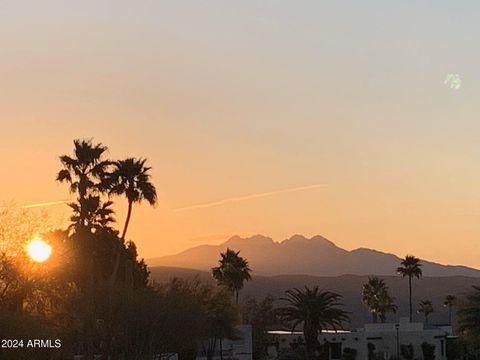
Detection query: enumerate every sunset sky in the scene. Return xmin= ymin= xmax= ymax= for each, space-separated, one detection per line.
xmin=2 ymin=1 xmax=480 ymax=267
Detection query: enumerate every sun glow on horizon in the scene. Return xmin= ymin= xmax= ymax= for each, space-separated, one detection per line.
xmin=27 ymin=238 xmax=52 ymax=263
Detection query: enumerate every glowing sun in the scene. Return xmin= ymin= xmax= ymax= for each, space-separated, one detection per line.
xmin=27 ymin=238 xmax=52 ymax=263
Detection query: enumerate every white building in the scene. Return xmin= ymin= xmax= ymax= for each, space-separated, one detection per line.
xmin=197 ymin=325 xmax=253 ymax=360
xmin=268 ymin=318 xmax=452 ymax=360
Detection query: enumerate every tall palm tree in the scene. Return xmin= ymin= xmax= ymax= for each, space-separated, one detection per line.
xmin=418 ymin=300 xmax=434 ymax=324
xmin=105 ymin=158 xmax=157 ymax=288
xmin=56 ymin=139 xmax=111 ymax=359
xmin=457 ymin=286 xmax=480 ymax=340
xmin=57 ymin=139 xmax=110 ymax=197
xmin=444 ymin=294 xmax=457 ymax=325
xmin=212 ymin=249 xmax=252 ymax=304
xmin=106 ymin=158 xmax=157 ymax=240
xmin=278 ymin=287 xmax=349 ymax=360
xmin=397 ymin=255 xmax=423 ymax=322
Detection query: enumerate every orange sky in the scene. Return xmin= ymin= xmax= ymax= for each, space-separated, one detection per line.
xmin=1 ymin=2 xmax=480 ymax=267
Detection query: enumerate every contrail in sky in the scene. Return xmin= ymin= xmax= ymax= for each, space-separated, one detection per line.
xmin=173 ymin=183 xmax=329 ymax=212
xmin=22 ymin=200 xmax=70 ymax=209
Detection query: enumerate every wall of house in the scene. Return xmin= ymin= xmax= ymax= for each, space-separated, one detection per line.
xmin=268 ymin=322 xmax=450 ymax=360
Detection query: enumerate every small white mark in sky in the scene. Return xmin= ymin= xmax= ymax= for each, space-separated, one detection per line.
xmin=444 ymin=73 xmax=461 ymax=90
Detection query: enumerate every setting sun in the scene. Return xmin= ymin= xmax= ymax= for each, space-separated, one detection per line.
xmin=27 ymin=238 xmax=52 ymax=263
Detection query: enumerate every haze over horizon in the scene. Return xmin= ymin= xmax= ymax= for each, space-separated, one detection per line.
xmin=2 ymin=1 xmax=480 ymax=267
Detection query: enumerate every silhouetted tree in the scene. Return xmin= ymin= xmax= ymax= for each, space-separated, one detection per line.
xmin=278 ymin=286 xmax=349 ymax=360
xmin=56 ymin=139 xmax=111 ymax=233
xmin=106 ymin=158 xmax=157 ymax=240
xmin=362 ymin=277 xmax=397 ymax=323
xmin=212 ymin=248 xmax=252 ymax=303
xmin=458 ymin=286 xmax=480 ymax=341
xmin=104 ymin=158 xmax=157 ymax=292
xmin=444 ymin=294 xmax=456 ymax=325
xmin=362 ymin=277 xmax=383 ymax=323
xmin=68 ymin=197 xmax=115 ymax=234
xmin=397 ymin=255 xmax=422 ymax=322
xmin=376 ymin=289 xmax=397 ymax=323
xmin=205 ymin=289 xmax=240 ymax=360
xmin=418 ymin=300 xmax=434 ymax=324
xmin=243 ymin=295 xmax=278 ymax=359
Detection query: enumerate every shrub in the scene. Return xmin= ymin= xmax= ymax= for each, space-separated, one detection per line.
xmin=421 ymin=342 xmax=435 ymax=360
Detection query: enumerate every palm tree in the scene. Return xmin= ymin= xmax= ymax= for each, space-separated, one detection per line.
xmin=444 ymin=294 xmax=457 ymax=325
xmin=362 ymin=277 xmax=397 ymax=323
xmin=105 ymin=158 xmax=157 ymax=288
xmin=376 ymin=290 xmax=398 ymax=323
xmin=457 ymin=286 xmax=480 ymax=340
xmin=68 ymin=196 xmax=115 ymax=233
xmin=56 ymin=139 xmax=111 ymax=359
xmin=57 ymin=139 xmax=111 ymax=232
xmin=212 ymin=249 xmax=252 ymax=304
xmin=278 ymin=287 xmax=349 ymax=360
xmin=418 ymin=300 xmax=434 ymax=324
xmin=57 ymin=139 xmax=110 ymax=197
xmin=105 ymin=158 xmax=157 ymax=240
xmin=397 ymin=255 xmax=423 ymax=322
xmin=362 ymin=277 xmax=386 ymax=323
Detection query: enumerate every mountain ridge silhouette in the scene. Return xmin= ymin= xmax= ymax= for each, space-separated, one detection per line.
xmin=148 ymin=234 xmax=480 ymax=277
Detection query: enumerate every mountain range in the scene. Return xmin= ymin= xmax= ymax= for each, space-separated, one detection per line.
xmin=148 ymin=234 xmax=480 ymax=277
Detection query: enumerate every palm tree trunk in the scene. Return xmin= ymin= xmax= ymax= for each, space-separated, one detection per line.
xmin=448 ymin=305 xmax=452 ymax=325
xmin=109 ymin=201 xmax=133 ymax=289
xmin=106 ymin=201 xmax=133 ymax=358
xmin=409 ymin=276 xmax=413 ymax=322
xmin=304 ymin=325 xmax=317 ymax=360
xmin=121 ymin=201 xmax=133 ymax=241
xmin=236 ymin=291 xmax=239 ymax=304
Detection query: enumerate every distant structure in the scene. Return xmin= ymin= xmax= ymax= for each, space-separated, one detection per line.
xmin=196 ymin=325 xmax=253 ymax=360
xmin=268 ymin=318 xmax=453 ymax=360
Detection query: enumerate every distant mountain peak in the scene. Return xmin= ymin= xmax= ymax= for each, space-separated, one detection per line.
xmin=148 ymin=234 xmax=480 ymax=277
xmin=281 ymin=234 xmax=339 ymax=249
xmin=223 ymin=234 xmax=275 ymax=247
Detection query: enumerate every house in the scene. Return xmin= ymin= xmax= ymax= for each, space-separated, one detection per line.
xmin=268 ymin=318 xmax=452 ymax=360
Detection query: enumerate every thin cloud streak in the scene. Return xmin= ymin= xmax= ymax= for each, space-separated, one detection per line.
xmin=22 ymin=200 xmax=70 ymax=209
xmin=173 ymin=183 xmax=329 ymax=212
